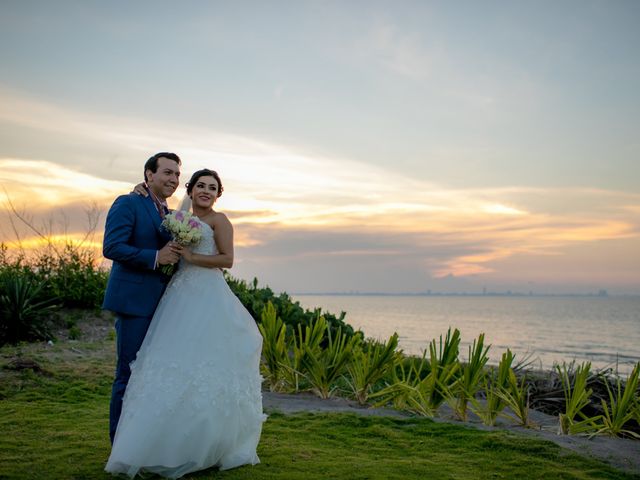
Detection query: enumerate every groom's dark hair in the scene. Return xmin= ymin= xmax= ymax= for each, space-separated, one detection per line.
xmin=144 ymin=152 xmax=182 ymax=182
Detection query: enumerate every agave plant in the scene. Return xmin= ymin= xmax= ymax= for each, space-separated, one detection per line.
xmin=496 ymin=368 xmax=532 ymax=427
xmin=369 ymin=358 xmax=438 ymax=416
xmin=419 ymin=327 xmax=461 ymax=411
xmin=345 ymin=333 xmax=401 ymax=405
xmin=300 ymin=326 xmax=359 ymax=399
xmin=556 ymin=361 xmax=601 ymax=435
xmin=369 ymin=353 xmax=433 ymax=414
xmin=257 ymin=302 xmax=290 ymax=391
xmin=280 ymin=314 xmax=328 ymax=392
xmin=370 ymin=329 xmax=460 ymax=416
xmin=0 ymin=275 xmax=58 ymax=345
xmin=446 ymin=333 xmax=490 ymax=421
xmin=471 ymin=349 xmax=515 ymax=426
xmin=594 ymin=362 xmax=640 ymax=438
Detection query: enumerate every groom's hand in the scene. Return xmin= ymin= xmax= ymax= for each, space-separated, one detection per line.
xmin=157 ymin=242 xmax=180 ymax=266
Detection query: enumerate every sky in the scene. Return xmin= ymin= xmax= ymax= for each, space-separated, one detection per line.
xmin=1 ymin=1 xmax=639 ymax=295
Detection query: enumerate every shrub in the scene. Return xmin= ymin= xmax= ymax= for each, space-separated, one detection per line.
xmin=446 ymin=333 xmax=490 ymax=421
xmin=225 ymin=274 xmax=358 ymax=341
xmin=258 ymin=302 xmax=289 ymax=392
xmin=471 ymin=349 xmax=514 ymax=426
xmin=300 ymin=326 xmax=360 ymax=399
xmin=557 ymin=362 xmax=600 ymax=435
xmin=496 ymin=368 xmax=532 ymax=427
xmin=346 ymin=334 xmax=401 ymax=405
xmin=32 ymin=244 xmax=108 ymax=310
xmin=595 ymin=362 xmax=640 ymax=438
xmin=0 ymin=274 xmax=58 ymax=345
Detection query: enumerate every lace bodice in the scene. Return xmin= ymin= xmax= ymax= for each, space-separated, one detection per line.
xmin=169 ymin=219 xmax=220 ymax=287
xmin=191 ymin=220 xmax=217 ymax=256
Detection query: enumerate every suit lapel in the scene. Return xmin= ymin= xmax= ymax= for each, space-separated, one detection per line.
xmin=138 ymin=195 xmax=164 ymax=234
xmin=138 ymin=194 xmax=172 ymax=242
xmin=139 ymin=195 xmax=160 ymax=226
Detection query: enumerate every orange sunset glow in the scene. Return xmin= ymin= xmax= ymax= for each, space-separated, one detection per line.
xmin=1 ymin=3 xmax=638 ymax=295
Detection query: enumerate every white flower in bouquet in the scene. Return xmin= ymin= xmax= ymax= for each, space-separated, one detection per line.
xmin=160 ymin=210 xmax=203 ymax=274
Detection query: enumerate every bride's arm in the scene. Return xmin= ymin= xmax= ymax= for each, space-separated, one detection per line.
xmin=180 ymin=214 xmax=234 ymax=268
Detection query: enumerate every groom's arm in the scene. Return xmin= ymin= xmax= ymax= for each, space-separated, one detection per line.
xmin=103 ymin=195 xmax=157 ymax=270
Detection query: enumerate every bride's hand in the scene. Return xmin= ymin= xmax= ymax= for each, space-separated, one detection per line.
xmin=178 ymin=245 xmax=193 ymax=263
xmin=131 ymin=182 xmax=148 ymax=196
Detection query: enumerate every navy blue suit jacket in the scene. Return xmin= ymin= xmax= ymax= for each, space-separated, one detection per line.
xmin=102 ymin=193 xmax=172 ymax=318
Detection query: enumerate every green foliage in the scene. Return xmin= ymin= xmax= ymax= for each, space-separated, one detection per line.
xmin=497 ymin=369 xmax=532 ymax=427
xmin=257 ymin=303 xmax=335 ymax=394
xmin=300 ymin=326 xmax=360 ymax=398
xmin=419 ymin=327 xmax=461 ymax=411
xmin=258 ymin=302 xmax=289 ymax=392
xmin=67 ymin=325 xmax=82 ymax=340
xmin=595 ymin=362 xmax=640 ymax=438
xmin=471 ymin=349 xmax=514 ymax=426
xmin=225 ymin=274 xmax=358 ymax=341
xmin=370 ymin=328 xmax=461 ymax=416
xmin=282 ymin=313 xmax=327 ymax=393
xmin=345 ymin=333 xmax=401 ymax=405
xmin=0 ymin=274 xmax=58 ymax=345
xmin=369 ymin=353 xmax=432 ymax=414
xmin=557 ymin=361 xmax=601 ymax=435
xmin=32 ymin=244 xmax=108 ymax=310
xmin=446 ymin=333 xmax=490 ymax=421
xmin=0 ymin=242 xmax=108 ymax=346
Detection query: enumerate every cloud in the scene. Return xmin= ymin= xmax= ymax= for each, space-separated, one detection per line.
xmin=365 ymin=22 xmax=436 ymax=79
xmin=1 ymin=89 xmax=639 ymax=293
xmin=0 ymin=158 xmax=130 ymax=208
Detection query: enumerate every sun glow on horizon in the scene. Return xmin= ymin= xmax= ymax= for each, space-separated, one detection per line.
xmin=0 ymin=91 xmax=639 ymax=291
xmin=0 ymin=158 xmax=131 ymax=208
xmin=2 ymin=234 xmax=103 ymax=251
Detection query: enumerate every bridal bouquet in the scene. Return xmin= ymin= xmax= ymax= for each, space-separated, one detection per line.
xmin=160 ymin=210 xmax=203 ymax=275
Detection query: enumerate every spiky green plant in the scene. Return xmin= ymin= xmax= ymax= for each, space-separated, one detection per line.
xmin=345 ymin=333 xmax=401 ymax=405
xmin=496 ymin=368 xmax=532 ymax=427
xmin=257 ymin=301 xmax=289 ymax=391
xmin=369 ymin=353 xmax=431 ymax=413
xmin=471 ymin=349 xmax=514 ymax=426
xmin=556 ymin=361 xmax=601 ymax=435
xmin=370 ymin=329 xmax=460 ymax=416
xmin=280 ymin=314 xmax=328 ymax=392
xmin=594 ymin=362 xmax=640 ymax=438
xmin=0 ymin=275 xmax=58 ymax=345
xmin=446 ymin=333 xmax=490 ymax=421
xmin=300 ymin=326 xmax=359 ymax=398
xmin=419 ymin=328 xmax=461 ymax=411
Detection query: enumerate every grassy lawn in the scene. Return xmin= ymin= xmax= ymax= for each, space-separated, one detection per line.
xmin=1 ymin=339 xmax=638 ymax=480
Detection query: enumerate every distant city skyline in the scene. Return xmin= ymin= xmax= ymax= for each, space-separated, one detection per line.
xmin=293 ymin=287 xmax=616 ymax=297
xmin=1 ymin=1 xmax=639 ymax=295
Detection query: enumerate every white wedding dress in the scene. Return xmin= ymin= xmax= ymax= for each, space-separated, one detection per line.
xmin=106 ymin=220 xmax=266 ymax=479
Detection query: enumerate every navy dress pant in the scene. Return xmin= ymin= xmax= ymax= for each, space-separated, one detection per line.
xmin=109 ymin=314 xmax=153 ymax=444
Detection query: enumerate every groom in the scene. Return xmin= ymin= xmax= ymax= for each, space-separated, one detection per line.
xmin=102 ymin=152 xmax=182 ymax=443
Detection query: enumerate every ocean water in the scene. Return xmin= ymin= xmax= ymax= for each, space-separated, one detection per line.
xmin=294 ymin=295 xmax=640 ymax=375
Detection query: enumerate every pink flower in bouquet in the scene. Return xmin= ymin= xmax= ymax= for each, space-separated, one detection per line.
xmin=160 ymin=210 xmax=203 ymax=275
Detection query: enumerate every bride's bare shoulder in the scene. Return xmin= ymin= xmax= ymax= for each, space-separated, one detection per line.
xmin=206 ymin=211 xmax=232 ymax=231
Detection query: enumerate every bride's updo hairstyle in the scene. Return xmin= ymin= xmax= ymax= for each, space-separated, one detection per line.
xmin=185 ymin=169 xmax=224 ymax=198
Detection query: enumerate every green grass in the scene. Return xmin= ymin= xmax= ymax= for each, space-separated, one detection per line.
xmin=1 ymin=339 xmax=638 ymax=479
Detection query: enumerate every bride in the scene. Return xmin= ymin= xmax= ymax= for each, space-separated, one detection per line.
xmin=106 ymin=169 xmax=266 ymax=478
